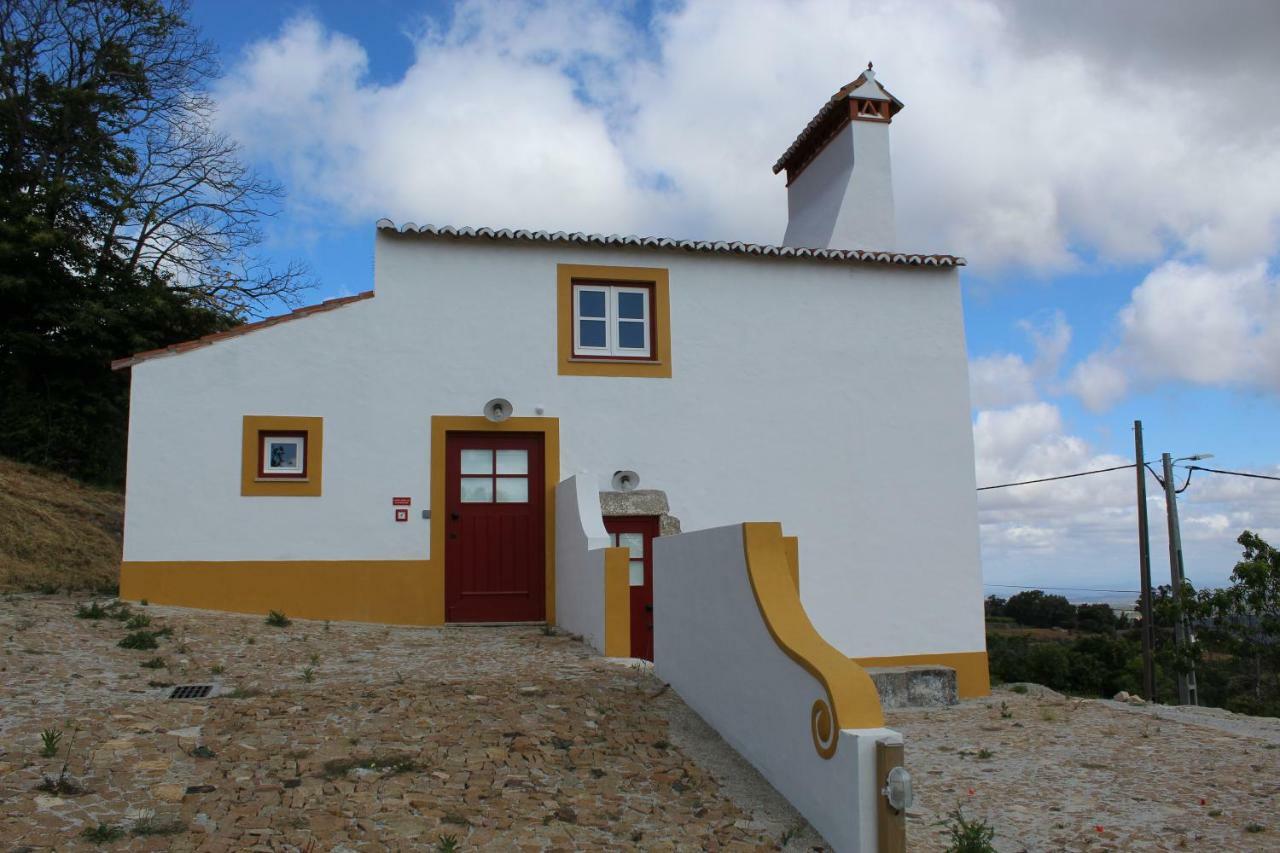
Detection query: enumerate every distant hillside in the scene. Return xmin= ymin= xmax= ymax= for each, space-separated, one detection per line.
xmin=0 ymin=456 xmax=123 ymax=592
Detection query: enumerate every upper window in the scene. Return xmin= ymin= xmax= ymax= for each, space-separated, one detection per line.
xmin=258 ymin=431 xmax=307 ymax=479
xmin=557 ymin=263 xmax=671 ymax=378
xmin=241 ymin=415 xmax=323 ymax=496
xmin=573 ymin=283 xmax=652 ymax=359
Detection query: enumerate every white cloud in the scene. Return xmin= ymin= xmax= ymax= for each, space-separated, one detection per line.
xmin=214 ymin=0 xmax=1280 ymax=272
xmin=1066 ymin=261 xmax=1280 ymax=409
xmin=969 ymin=353 xmax=1037 ymax=409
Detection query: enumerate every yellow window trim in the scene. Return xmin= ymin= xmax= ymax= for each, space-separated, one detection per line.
xmin=241 ymin=415 xmax=323 ymax=497
xmin=557 ymin=263 xmax=672 ymax=378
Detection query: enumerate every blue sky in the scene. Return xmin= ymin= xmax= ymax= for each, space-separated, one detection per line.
xmin=190 ymin=0 xmax=1280 ymax=597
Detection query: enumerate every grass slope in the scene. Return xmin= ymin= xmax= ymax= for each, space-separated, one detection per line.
xmin=0 ymin=456 xmax=123 ymax=592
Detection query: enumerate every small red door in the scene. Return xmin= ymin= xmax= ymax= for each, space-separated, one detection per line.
xmin=604 ymin=516 xmax=659 ymax=660
xmin=445 ymin=433 xmax=545 ymax=622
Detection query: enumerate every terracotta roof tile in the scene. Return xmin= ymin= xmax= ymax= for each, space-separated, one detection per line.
xmin=111 ymin=291 xmax=374 ymax=370
xmin=375 ymin=221 xmax=962 ymax=267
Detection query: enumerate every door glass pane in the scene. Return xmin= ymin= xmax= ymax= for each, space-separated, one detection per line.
xmin=578 ymin=288 xmax=607 ymax=318
xmin=460 ymin=477 xmax=493 ymax=503
xmin=617 ymin=320 xmax=645 ymax=350
xmin=629 ymin=560 xmax=645 ymax=586
xmin=579 ymin=319 xmax=607 ymax=348
xmin=618 ymin=532 xmax=644 ymax=558
xmin=460 ymin=449 xmax=492 ymax=474
xmin=617 ymin=291 xmax=646 ymax=319
xmin=496 ymin=449 xmax=528 ymax=475
xmin=495 ymin=477 xmax=528 ymax=503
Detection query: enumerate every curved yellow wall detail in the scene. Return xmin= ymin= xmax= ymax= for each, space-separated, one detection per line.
xmin=602 ymin=546 xmax=631 ymax=657
xmin=741 ymin=522 xmax=885 ymax=757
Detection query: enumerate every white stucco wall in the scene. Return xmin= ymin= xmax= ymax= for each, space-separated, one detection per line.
xmin=122 ymin=231 xmax=983 ymax=659
xmin=654 ymin=523 xmax=900 ymax=852
xmin=553 ymin=474 xmax=612 ymax=653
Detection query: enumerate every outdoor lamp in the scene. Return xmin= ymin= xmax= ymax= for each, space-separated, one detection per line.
xmin=883 ymin=765 xmax=913 ymax=812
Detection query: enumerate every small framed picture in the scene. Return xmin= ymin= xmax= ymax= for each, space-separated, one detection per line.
xmin=258 ymin=431 xmax=307 ymax=479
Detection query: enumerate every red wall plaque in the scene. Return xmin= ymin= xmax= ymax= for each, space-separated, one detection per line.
xmin=392 ymin=497 xmax=411 ymax=506
xmin=394 ymin=508 xmax=409 ymax=522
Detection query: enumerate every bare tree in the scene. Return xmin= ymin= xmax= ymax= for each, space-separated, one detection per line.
xmin=2 ymin=0 xmax=311 ymax=318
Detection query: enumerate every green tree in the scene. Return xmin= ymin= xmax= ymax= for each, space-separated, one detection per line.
xmin=1004 ymin=590 xmax=1075 ymax=629
xmin=0 ymin=0 xmax=309 ymax=482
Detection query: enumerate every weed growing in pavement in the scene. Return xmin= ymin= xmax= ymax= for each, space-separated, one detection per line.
xmin=75 ymin=602 xmax=108 ymax=619
xmin=394 ymin=671 xmax=405 ymax=685
xmin=976 ymin=748 xmax=994 ymax=760
xmin=441 ymin=812 xmax=472 ymax=827
xmin=118 ymin=631 xmax=159 ymax=650
xmin=1040 ymin=708 xmax=1058 ymax=722
xmin=1246 ymin=824 xmax=1266 ymax=834
xmin=999 ymin=701 xmax=1013 ymax=719
xmin=131 ymin=817 xmax=186 ymax=836
xmin=780 ymin=823 xmax=803 ymax=846
xmin=139 ymin=599 xmax=149 ymax=606
xmin=436 ymin=834 xmax=460 ymax=853
xmin=210 ymin=664 xmax=224 ymax=675
xmin=540 ymin=623 xmax=556 ymax=636
xmin=1208 ymin=809 xmax=1222 ymax=817
xmin=321 ymin=754 xmax=419 ymax=779
xmin=937 ymin=806 xmax=996 ymax=852
xmin=124 ymin=613 xmax=151 ymax=629
xmin=1009 ymin=684 xmax=1028 ymax=694
xmin=147 ymin=680 xmax=174 ymax=688
xmin=80 ymin=824 xmax=124 ymax=844
xmin=36 ymin=582 xmax=60 ymax=595
xmin=266 ymin=610 xmax=291 ymax=627
xmin=39 ymin=728 xmax=62 ymax=757
xmin=140 ymin=657 xmax=165 ymax=669
xmin=301 ymin=666 xmax=315 ymax=683
xmin=222 ymin=686 xmax=263 ymax=699
xmin=309 ymin=652 xmax=321 ymax=666
xmin=36 ymin=725 xmax=83 ymax=796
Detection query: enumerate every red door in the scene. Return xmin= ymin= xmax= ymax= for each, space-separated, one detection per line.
xmin=445 ymin=433 xmax=545 ymax=622
xmin=604 ymin=516 xmax=659 ymax=660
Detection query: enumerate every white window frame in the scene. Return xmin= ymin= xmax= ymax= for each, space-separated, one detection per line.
xmin=572 ymin=283 xmax=651 ymax=358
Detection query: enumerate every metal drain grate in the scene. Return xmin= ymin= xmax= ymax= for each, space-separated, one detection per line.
xmin=168 ymin=684 xmax=214 ymax=700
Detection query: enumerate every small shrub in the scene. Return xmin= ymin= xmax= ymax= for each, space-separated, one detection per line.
xmin=1040 ymin=708 xmax=1058 ymax=722
xmin=1246 ymin=823 xmax=1266 ymax=833
xmin=938 ymin=806 xmax=996 ymax=852
xmin=309 ymin=652 xmax=321 ymax=665
xmin=222 ymin=686 xmax=263 ymax=699
xmin=152 ymin=626 xmax=173 ymax=638
xmin=118 ymin=631 xmax=159 ymax=650
xmin=125 ymin=613 xmax=151 ymax=629
xmin=976 ymin=748 xmax=994 ymax=760
xmin=1208 ymin=809 xmax=1222 ymax=817
xmin=210 ymin=664 xmax=225 ymax=675
xmin=37 ymin=582 xmax=60 ymax=595
xmin=1010 ymin=684 xmax=1028 ymax=695
xmin=139 ymin=599 xmax=149 ymax=606
xmin=140 ymin=657 xmax=166 ymax=669
xmin=147 ymin=679 xmax=174 ymax=688
xmin=75 ymin=602 xmax=108 ymax=619
xmin=999 ymin=701 xmax=1012 ymax=719
xmin=81 ymin=824 xmax=124 ymax=844
xmin=301 ymin=666 xmax=315 ymax=683
xmin=131 ymin=816 xmax=187 ymax=836
xmin=436 ymin=834 xmax=460 ymax=853
xmin=39 ymin=728 xmax=63 ymax=757
xmin=321 ymin=754 xmax=418 ymax=779
xmin=265 ymin=610 xmax=291 ymax=627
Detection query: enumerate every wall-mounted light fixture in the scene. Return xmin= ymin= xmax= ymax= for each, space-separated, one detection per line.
xmin=483 ymin=398 xmax=512 ymax=422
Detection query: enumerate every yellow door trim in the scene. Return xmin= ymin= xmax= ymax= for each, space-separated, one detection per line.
xmin=429 ymin=416 xmax=560 ymax=624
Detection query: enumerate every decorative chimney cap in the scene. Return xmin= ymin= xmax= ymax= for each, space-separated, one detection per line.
xmin=772 ymin=67 xmax=905 ymax=180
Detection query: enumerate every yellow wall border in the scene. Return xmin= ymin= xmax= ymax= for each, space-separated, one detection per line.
xmin=741 ymin=522 xmax=884 ymax=757
xmin=120 ymin=560 xmax=434 ymax=625
xmin=602 ymin=546 xmax=632 ymax=656
xmin=429 ymin=416 xmax=560 ymax=624
xmin=557 ymin=263 xmax=672 ymax=378
xmin=853 ymin=651 xmax=991 ymax=699
xmin=241 ymin=415 xmax=323 ymax=497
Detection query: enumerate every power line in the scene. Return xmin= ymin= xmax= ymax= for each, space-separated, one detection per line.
xmin=976 ymin=463 xmax=1135 ymax=491
xmin=984 ymin=583 xmax=1141 ymax=594
xmin=1188 ymin=465 xmax=1280 ymax=483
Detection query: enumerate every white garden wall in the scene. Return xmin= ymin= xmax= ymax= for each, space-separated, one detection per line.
xmin=554 ymin=474 xmax=612 ymax=654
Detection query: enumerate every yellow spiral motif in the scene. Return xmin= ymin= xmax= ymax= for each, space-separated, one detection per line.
xmin=810 ymin=698 xmax=838 ymax=758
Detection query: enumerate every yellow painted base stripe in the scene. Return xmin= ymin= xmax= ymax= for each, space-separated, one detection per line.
xmin=853 ymin=651 xmax=991 ymax=699
xmin=120 ymin=561 xmax=437 ymax=626
xmin=602 ymin=547 xmax=631 ymax=657
xmin=742 ymin=522 xmax=884 ymax=756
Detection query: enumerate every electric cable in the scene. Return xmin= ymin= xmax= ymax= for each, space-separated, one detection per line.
xmin=976 ymin=463 xmax=1135 ymax=491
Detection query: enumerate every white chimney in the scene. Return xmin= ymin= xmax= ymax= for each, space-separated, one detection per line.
xmin=775 ymin=64 xmax=902 ymax=251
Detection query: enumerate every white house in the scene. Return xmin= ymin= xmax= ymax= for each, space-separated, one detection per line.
xmin=114 ymin=67 xmax=988 ymax=698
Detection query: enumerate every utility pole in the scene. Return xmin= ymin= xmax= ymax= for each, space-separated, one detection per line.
xmin=1133 ymin=421 xmax=1155 ymax=701
xmin=1161 ymin=452 xmax=1199 ymax=706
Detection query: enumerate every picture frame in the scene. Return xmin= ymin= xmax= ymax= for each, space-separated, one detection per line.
xmin=258 ymin=430 xmax=308 ymax=479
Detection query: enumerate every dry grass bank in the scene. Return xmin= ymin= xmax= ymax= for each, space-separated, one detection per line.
xmin=0 ymin=456 xmax=122 ymax=592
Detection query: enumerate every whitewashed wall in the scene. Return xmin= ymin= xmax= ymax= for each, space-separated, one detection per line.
xmin=553 ymin=474 xmax=612 ymax=653
xmin=654 ymin=523 xmax=900 ymax=852
xmin=123 ymin=232 xmax=983 ymax=659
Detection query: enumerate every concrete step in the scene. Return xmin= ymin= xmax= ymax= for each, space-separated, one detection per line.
xmin=865 ymin=665 xmax=958 ymax=709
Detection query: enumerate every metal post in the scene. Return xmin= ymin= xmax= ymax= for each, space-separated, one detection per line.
xmin=1134 ymin=421 xmax=1155 ymax=701
xmin=1161 ymin=453 xmax=1198 ymax=706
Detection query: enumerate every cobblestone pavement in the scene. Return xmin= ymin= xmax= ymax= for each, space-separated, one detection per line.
xmin=889 ymin=688 xmax=1280 ymax=852
xmin=2 ymin=594 xmax=1278 ymax=851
